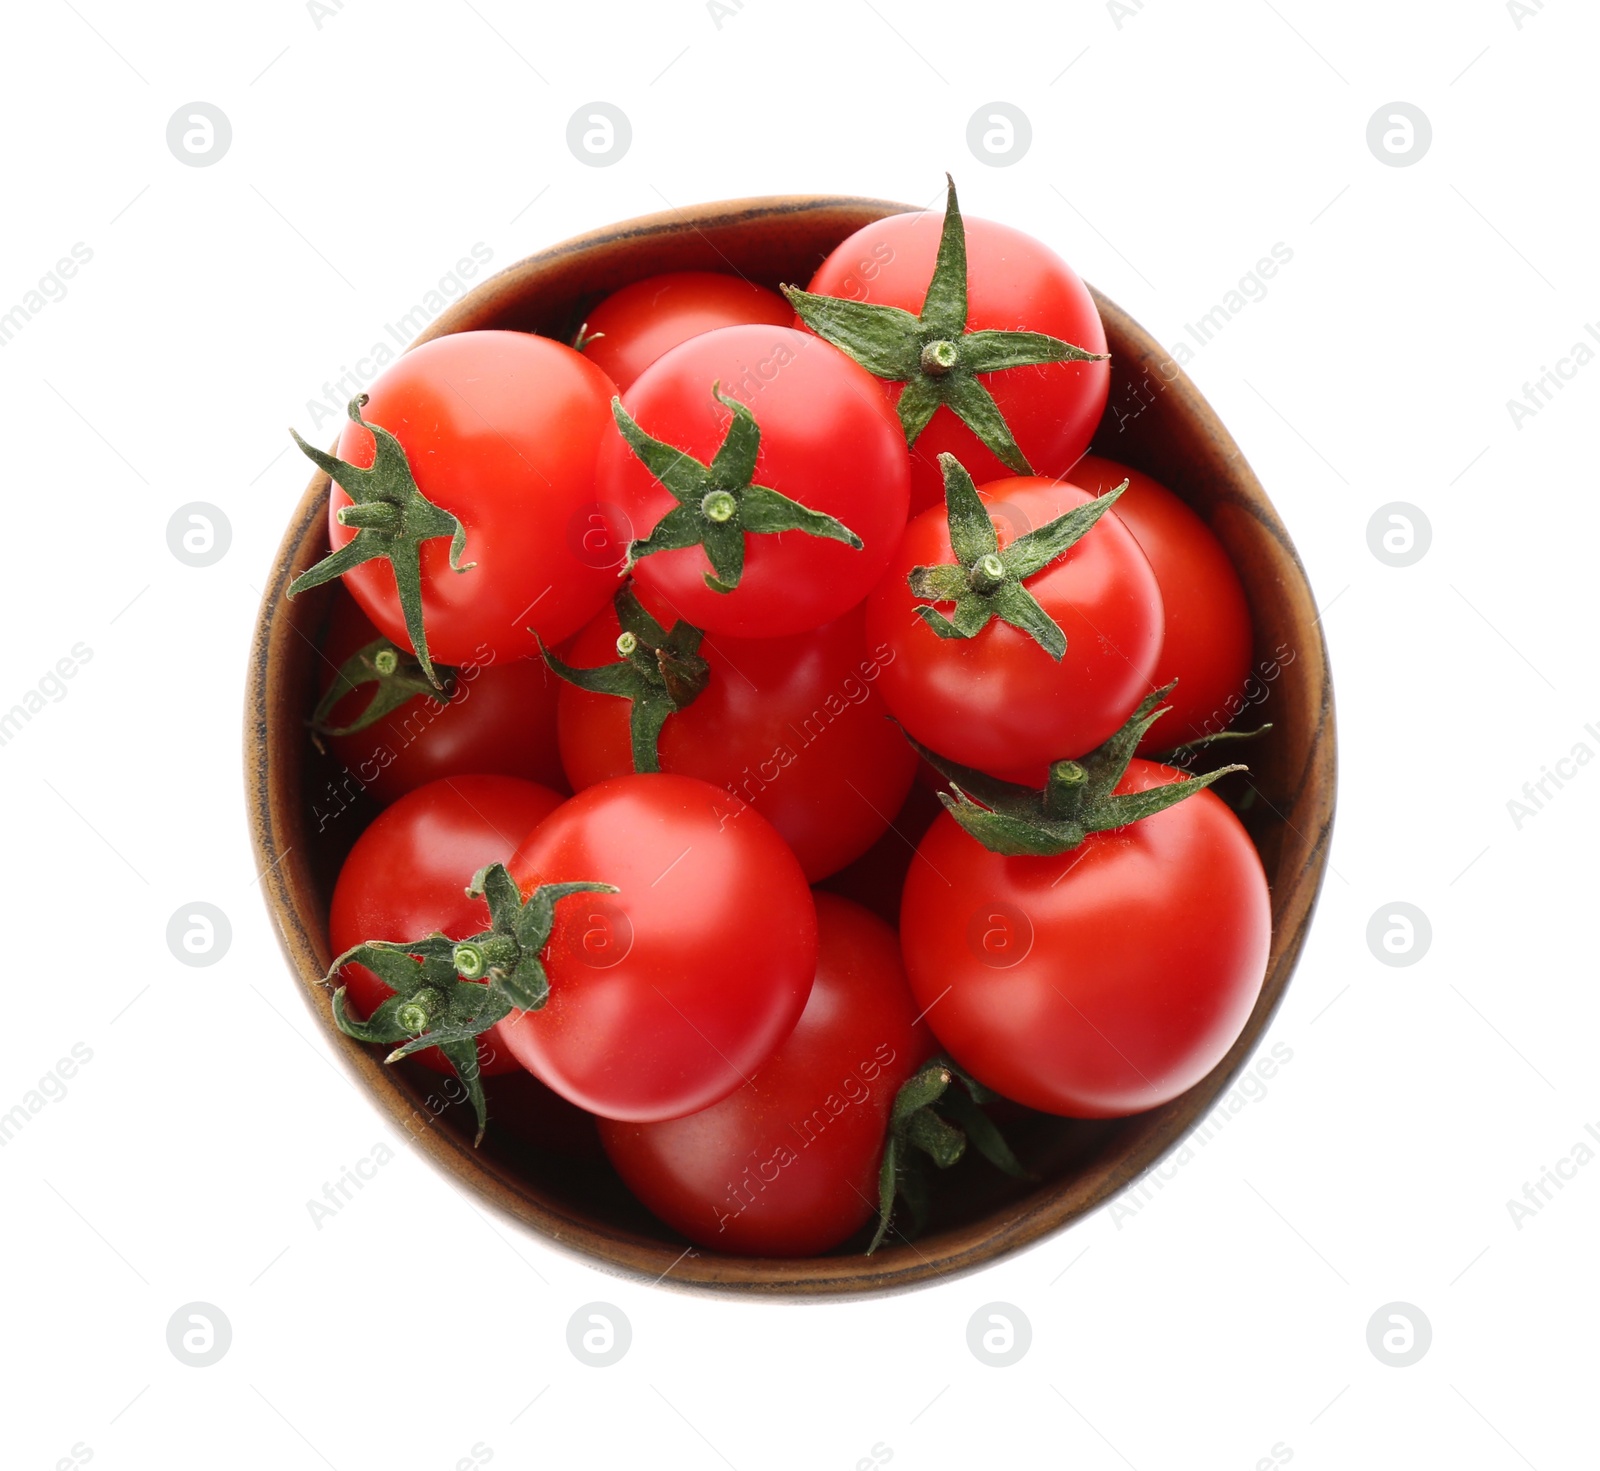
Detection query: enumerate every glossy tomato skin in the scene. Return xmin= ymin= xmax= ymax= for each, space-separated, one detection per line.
xmin=501 ymin=774 xmax=817 ymax=1122
xmin=556 ymin=598 xmax=915 ymax=882
xmin=328 ymin=330 xmax=620 ymax=666
xmin=900 ymin=761 xmax=1271 ymax=1117
xmin=319 ymin=593 xmax=566 ymax=806
xmin=329 ymin=775 xmax=565 ymax=1077
xmin=803 ymin=213 xmax=1110 ymax=514
xmin=597 ymin=325 xmax=910 ymax=638
xmin=865 ymin=476 xmax=1163 ymax=772
xmin=580 ymin=272 xmax=792 ymax=391
xmin=1069 ymin=456 xmax=1253 ymax=755
xmin=599 ymin=894 xmax=934 ymax=1255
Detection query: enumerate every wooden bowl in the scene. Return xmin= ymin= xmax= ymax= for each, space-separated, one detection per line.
xmin=246 ymin=194 xmax=1335 ymax=1298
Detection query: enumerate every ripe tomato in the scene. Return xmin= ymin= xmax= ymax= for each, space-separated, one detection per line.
xmin=799 ymin=201 xmax=1109 ymax=514
xmin=580 ymin=272 xmax=792 ymax=391
xmin=866 ymin=475 xmax=1163 ymax=772
xmin=598 ymin=894 xmax=933 ymax=1255
xmin=317 ymin=592 xmax=565 ymax=807
xmin=900 ymin=760 xmax=1271 ymax=1117
xmin=313 ymin=330 xmax=621 ymax=670
xmin=596 ymin=324 xmax=910 ymax=638
xmin=329 ymin=775 xmax=565 ymax=1077
xmin=1068 ymin=456 xmax=1254 ymax=754
xmin=500 ymin=774 xmax=817 ymax=1121
xmin=555 ymin=598 xmax=916 ymax=882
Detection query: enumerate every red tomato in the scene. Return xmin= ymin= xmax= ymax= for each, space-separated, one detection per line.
xmin=556 ymin=599 xmax=916 ymax=881
xmin=599 ymin=894 xmax=933 ymax=1254
xmin=329 ymin=775 xmax=565 ymax=1077
xmin=500 ymin=774 xmax=817 ymax=1122
xmin=580 ymin=272 xmax=792 ymax=391
xmin=803 ymin=211 xmax=1109 ymax=513
xmin=597 ymin=325 xmax=910 ymax=638
xmin=1068 ymin=456 xmax=1254 ymax=754
xmin=318 ymin=593 xmax=566 ymax=806
xmin=325 ymin=330 xmax=620 ymax=666
xmin=900 ymin=761 xmax=1271 ymax=1117
xmin=865 ymin=476 xmax=1163 ymax=772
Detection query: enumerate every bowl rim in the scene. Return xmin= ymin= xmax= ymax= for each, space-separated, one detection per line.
xmin=245 ymin=192 xmax=1337 ymax=1300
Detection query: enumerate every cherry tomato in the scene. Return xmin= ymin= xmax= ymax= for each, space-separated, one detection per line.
xmin=318 ymin=593 xmax=566 ymax=807
xmin=900 ymin=760 xmax=1271 ymax=1117
xmin=599 ymin=894 xmax=933 ymax=1255
xmin=329 ymin=775 xmax=565 ymax=1076
xmin=556 ymin=598 xmax=916 ymax=882
xmin=325 ymin=330 xmax=620 ymax=667
xmin=803 ymin=210 xmax=1109 ymax=513
xmin=865 ymin=476 xmax=1163 ymax=772
xmin=1068 ymin=456 xmax=1254 ymax=754
xmin=597 ymin=325 xmax=910 ymax=638
xmin=500 ymin=774 xmax=817 ymax=1122
xmin=580 ymin=272 xmax=792 ymax=391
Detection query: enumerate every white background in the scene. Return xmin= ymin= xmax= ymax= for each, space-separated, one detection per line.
xmin=1 ymin=1 xmax=1594 ymax=1467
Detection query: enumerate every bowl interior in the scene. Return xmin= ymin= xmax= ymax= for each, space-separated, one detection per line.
xmin=247 ymin=195 xmax=1334 ymax=1298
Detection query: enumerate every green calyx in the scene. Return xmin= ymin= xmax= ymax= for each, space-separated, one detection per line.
xmin=908 ymin=454 xmax=1127 ymax=660
xmin=614 ymin=384 xmax=863 ymax=595
xmin=324 ymin=862 xmax=616 ymax=1144
xmin=538 ymin=584 xmax=711 ymax=773
xmin=869 ymin=1054 xmax=1031 ymax=1255
xmin=309 ymin=636 xmax=454 ymax=737
xmin=1152 ymin=721 xmax=1274 ymax=768
xmin=287 ymin=395 xmax=473 ymax=689
xmin=782 ymin=174 xmax=1107 ymax=475
xmin=906 ymin=682 xmax=1247 ymax=857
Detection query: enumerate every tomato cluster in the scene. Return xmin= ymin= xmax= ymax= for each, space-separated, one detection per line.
xmin=295 ymin=179 xmax=1273 ymax=1258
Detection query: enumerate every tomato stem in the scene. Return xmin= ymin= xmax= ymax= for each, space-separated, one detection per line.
xmin=782 ymin=174 xmax=1107 ymax=473
xmin=539 ymin=583 xmax=711 ymax=775
xmin=612 ymin=385 xmax=863 ymax=596
xmin=903 ymin=683 xmax=1248 ymax=857
xmin=920 ymin=339 xmax=959 ymax=377
xmin=868 ymin=1053 xmax=1032 ymax=1255
xmin=322 ymin=865 xmax=616 ymax=1143
xmin=308 ymin=636 xmax=453 ymax=738
xmin=906 ymin=454 xmax=1127 ymax=660
xmin=287 ymin=395 xmax=475 ymax=690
